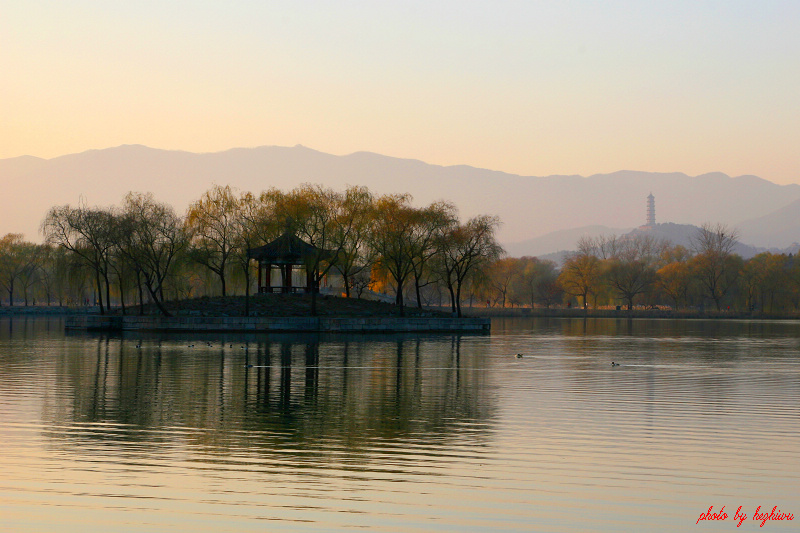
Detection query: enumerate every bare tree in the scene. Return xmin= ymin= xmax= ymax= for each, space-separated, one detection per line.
xmin=437 ymin=215 xmax=503 ymax=317
xmin=117 ymin=192 xmax=188 ymax=317
xmin=408 ymin=201 xmax=458 ymax=308
xmin=42 ymin=204 xmax=116 ymax=313
xmin=604 ymin=234 xmax=666 ymax=309
xmin=691 ymin=223 xmax=741 ymax=310
xmin=577 ymin=234 xmax=623 ymax=260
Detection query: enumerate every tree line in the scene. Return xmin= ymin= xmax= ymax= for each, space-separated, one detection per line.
xmin=473 ymin=224 xmax=800 ymax=314
xmin=0 ymin=185 xmax=502 ymax=317
xmin=5 ymin=194 xmax=796 ymax=315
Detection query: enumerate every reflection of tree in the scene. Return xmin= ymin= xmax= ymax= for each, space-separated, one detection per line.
xmin=43 ymin=332 xmax=495 ymax=462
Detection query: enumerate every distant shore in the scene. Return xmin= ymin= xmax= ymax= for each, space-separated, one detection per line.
xmin=458 ymin=306 xmax=800 ymax=320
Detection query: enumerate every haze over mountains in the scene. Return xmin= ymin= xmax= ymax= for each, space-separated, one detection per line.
xmin=3 ymin=144 xmax=800 ymax=254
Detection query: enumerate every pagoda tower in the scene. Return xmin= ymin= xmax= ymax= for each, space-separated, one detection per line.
xmin=646 ymin=193 xmax=655 ymax=227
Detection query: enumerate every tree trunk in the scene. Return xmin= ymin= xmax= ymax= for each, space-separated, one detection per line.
xmin=447 ymin=284 xmax=456 ymax=314
xmin=118 ymin=274 xmax=126 ymax=316
xmin=243 ymin=268 xmax=250 ymax=317
xmin=343 ymin=273 xmax=351 ymax=298
xmin=146 ymin=284 xmax=172 ymax=317
xmin=396 ymin=281 xmax=405 ymax=316
xmin=310 ymin=261 xmax=320 ymax=317
xmin=138 ymin=280 xmax=145 ymax=315
xmin=95 ymin=270 xmax=105 ymax=314
xmin=104 ymin=271 xmax=111 ymax=313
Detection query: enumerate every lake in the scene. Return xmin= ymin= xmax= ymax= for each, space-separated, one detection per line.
xmin=1 ymin=316 xmax=798 ymax=532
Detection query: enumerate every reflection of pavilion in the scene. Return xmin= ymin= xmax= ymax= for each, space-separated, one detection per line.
xmin=46 ymin=333 xmax=494 ymax=455
xmin=247 ymin=232 xmax=331 ymax=294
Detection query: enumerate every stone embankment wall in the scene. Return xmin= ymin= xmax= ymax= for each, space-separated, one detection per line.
xmin=65 ymin=315 xmax=491 ymax=333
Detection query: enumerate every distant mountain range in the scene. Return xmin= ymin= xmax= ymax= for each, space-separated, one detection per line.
xmin=2 ymin=144 xmax=800 ymax=254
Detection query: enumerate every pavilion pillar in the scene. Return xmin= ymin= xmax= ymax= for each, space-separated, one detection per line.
xmin=265 ymin=263 xmax=272 ymax=292
xmin=284 ymin=264 xmax=292 ymax=293
xmin=258 ymin=261 xmax=263 ymax=293
xmin=306 ymin=267 xmax=313 ymax=293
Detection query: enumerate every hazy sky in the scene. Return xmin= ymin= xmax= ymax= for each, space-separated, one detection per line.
xmin=3 ymin=1 xmax=799 ymax=183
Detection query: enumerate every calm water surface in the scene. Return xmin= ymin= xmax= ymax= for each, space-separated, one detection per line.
xmin=1 ymin=317 xmax=798 ymax=532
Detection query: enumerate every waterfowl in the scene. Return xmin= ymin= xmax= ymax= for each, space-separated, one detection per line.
xmin=516 ymin=353 xmax=523 ymax=358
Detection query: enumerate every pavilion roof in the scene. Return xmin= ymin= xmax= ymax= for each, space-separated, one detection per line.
xmin=247 ymin=232 xmax=333 ymax=264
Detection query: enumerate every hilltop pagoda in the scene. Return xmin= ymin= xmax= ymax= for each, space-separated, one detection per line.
xmin=644 ymin=193 xmax=656 ymax=228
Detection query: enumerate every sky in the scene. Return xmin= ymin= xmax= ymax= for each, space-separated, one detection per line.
xmin=2 ymin=1 xmax=800 ymax=183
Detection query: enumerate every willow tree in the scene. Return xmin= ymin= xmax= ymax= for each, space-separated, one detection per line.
xmin=117 ymin=192 xmax=188 ymax=317
xmin=482 ymin=257 xmax=520 ymax=308
xmin=408 ymin=201 xmax=457 ymax=308
xmin=437 ymin=215 xmax=503 ymax=317
xmin=37 ymin=245 xmax=79 ymax=306
xmin=186 ymin=185 xmax=240 ymax=297
xmin=42 ymin=204 xmax=117 ymax=314
xmin=510 ymin=257 xmax=561 ymax=309
xmin=278 ymin=184 xmax=348 ymax=316
xmin=15 ymin=243 xmax=44 ymax=306
xmin=234 ymin=190 xmax=284 ymax=316
xmin=604 ymin=234 xmax=665 ymax=310
xmin=656 ymin=260 xmax=695 ymax=310
xmin=691 ymin=223 xmax=741 ymax=311
xmin=0 ymin=234 xmax=40 ymax=306
xmin=368 ymin=194 xmax=419 ymax=315
xmin=330 ymin=185 xmax=376 ymax=298
xmin=558 ymin=253 xmax=602 ymax=310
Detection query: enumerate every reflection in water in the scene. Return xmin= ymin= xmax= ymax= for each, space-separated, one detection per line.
xmin=2 ymin=317 xmax=799 ymax=532
xmin=493 ymin=315 xmax=800 ymax=340
xmin=44 ymin=331 xmax=494 ymax=463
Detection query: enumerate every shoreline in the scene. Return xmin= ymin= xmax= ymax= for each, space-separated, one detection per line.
xmin=458 ymin=307 xmax=800 ymax=320
xmin=5 ymin=304 xmax=800 ymax=322
xmin=64 ymin=315 xmax=491 ymax=334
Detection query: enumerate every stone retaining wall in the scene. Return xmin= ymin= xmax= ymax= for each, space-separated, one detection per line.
xmin=65 ymin=315 xmax=490 ymax=334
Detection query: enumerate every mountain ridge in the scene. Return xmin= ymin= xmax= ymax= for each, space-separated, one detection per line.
xmin=3 ymin=144 xmax=799 ymax=250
